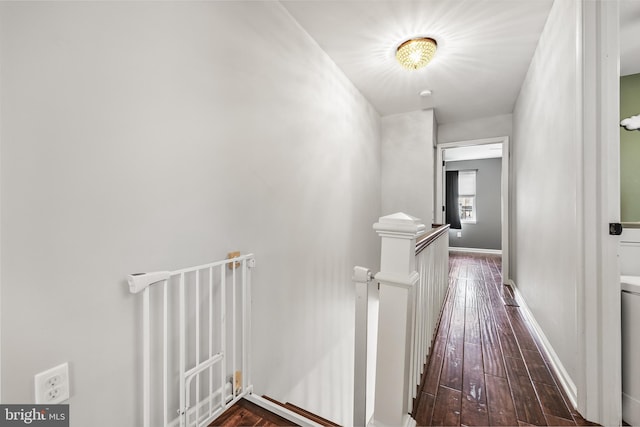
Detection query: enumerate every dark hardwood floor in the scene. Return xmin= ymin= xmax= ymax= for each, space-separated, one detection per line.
xmin=413 ymin=253 xmax=599 ymax=426
xmin=209 ymin=398 xmax=297 ymax=426
xmin=209 ymin=395 xmax=340 ymax=427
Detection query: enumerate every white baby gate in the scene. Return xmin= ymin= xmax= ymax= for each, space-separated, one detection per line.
xmin=127 ymin=254 xmax=255 ymax=427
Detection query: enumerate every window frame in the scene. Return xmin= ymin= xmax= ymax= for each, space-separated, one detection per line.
xmin=457 ymin=170 xmax=477 ymax=224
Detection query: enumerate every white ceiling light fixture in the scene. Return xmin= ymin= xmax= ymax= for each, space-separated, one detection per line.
xmin=396 ymin=37 xmax=437 ymax=70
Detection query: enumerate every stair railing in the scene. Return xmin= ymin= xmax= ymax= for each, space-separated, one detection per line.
xmin=353 ymin=213 xmax=449 ymax=427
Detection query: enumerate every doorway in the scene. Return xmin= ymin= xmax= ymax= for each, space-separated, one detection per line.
xmin=435 ymin=136 xmax=510 ymax=283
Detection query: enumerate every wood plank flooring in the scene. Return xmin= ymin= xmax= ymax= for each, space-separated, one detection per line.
xmin=209 ymin=399 xmax=297 ymax=426
xmin=209 ymin=395 xmax=341 ymax=427
xmin=413 ymin=253 xmax=599 ymax=426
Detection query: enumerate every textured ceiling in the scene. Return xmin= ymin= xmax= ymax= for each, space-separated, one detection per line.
xmin=281 ymin=0 xmax=554 ymax=124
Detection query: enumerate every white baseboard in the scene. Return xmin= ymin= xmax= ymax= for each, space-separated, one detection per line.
xmin=449 ymin=247 xmax=502 ymax=255
xmin=623 ymin=391 xmax=640 ymax=426
xmin=371 ymin=414 xmax=416 ymax=427
xmin=508 ymin=279 xmax=578 ymax=409
xmin=244 ymin=394 xmax=325 ymax=427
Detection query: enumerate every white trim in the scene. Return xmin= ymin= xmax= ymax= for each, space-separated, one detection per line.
xmin=0 ymin=24 xmax=3 ymax=401
xmin=508 ymin=279 xmax=578 ymax=408
xmin=448 ymin=247 xmax=501 ymax=255
xmin=374 ymin=271 xmax=420 ymax=289
xmin=577 ymin=0 xmax=621 ymax=424
xmin=244 ymin=394 xmax=325 ymax=427
xmin=371 ymin=414 xmax=416 ymax=427
xmin=436 ymin=136 xmax=510 ymax=283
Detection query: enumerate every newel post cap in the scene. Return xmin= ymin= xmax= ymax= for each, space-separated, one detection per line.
xmin=373 ymin=212 xmax=426 ymax=236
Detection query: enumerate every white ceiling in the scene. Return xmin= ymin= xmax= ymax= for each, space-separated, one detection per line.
xmin=282 ymin=0 xmax=640 ymax=124
xmin=281 ymin=0 xmax=554 ymax=123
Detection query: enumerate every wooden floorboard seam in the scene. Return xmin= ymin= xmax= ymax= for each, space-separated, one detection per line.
xmin=413 ymin=254 xmax=598 ymax=427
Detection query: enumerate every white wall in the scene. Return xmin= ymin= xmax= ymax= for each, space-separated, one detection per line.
xmin=381 ymin=109 xmax=435 ymax=224
xmin=438 ymin=113 xmax=512 ymax=144
xmin=512 ymin=0 xmax=579 ymax=385
xmin=0 ymin=2 xmax=381 ymax=425
xmin=447 ymin=158 xmax=502 ymax=250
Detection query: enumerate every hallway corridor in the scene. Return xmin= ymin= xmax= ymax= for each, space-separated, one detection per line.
xmin=413 ymin=253 xmax=598 ymax=426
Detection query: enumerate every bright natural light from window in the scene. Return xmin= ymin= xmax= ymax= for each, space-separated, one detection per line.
xmin=458 ymin=170 xmax=476 ymax=222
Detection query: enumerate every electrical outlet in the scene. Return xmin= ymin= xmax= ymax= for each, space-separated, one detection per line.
xmin=35 ymin=363 xmax=69 ymax=404
xmin=47 ymin=374 xmax=62 ymax=388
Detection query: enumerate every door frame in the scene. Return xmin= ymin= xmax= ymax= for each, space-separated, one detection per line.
xmin=577 ymin=0 xmax=621 ymax=424
xmin=435 ymin=136 xmax=510 ymax=283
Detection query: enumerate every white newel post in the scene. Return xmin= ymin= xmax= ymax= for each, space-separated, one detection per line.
xmin=373 ymin=213 xmax=425 ymax=427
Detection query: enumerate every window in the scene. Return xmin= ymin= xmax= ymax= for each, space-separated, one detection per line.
xmin=458 ymin=170 xmax=476 ymax=222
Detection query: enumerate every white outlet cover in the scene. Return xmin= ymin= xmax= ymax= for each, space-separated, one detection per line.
xmin=35 ymin=362 xmax=69 ymax=404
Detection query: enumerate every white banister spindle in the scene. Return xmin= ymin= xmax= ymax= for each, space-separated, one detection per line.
xmin=408 ymin=230 xmax=449 ymax=408
xmin=373 ymin=213 xmax=425 ymax=427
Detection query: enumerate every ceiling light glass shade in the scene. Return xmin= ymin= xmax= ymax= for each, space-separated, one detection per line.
xmin=396 ymin=37 xmax=437 ymax=70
